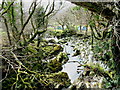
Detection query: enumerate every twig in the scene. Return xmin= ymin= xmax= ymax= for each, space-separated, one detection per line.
xmin=0 ymin=2 xmax=14 ymax=16
xmin=19 ymin=0 xmax=38 ymax=40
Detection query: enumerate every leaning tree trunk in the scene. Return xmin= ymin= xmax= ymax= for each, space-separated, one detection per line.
xmin=111 ymin=19 xmax=120 ymax=87
xmin=112 ymin=22 xmax=120 ymax=74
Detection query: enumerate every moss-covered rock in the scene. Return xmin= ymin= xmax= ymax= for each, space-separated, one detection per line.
xmin=48 ymin=72 xmax=71 ymax=89
xmin=58 ymin=39 xmax=67 ymax=44
xmin=26 ymin=44 xmax=38 ymax=53
xmin=41 ymin=44 xmax=63 ymax=58
xmin=47 ymin=58 xmax=63 ymax=72
xmin=42 ymin=45 xmax=54 ymax=54
xmin=51 ymin=45 xmax=63 ymax=55
xmin=47 ymin=52 xmax=68 ymax=72
xmin=57 ymin=52 xmax=69 ymax=64
xmin=48 ymin=39 xmax=56 ymax=44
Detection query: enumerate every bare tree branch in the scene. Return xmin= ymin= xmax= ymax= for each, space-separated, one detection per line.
xmin=67 ymin=2 xmax=116 ymax=21
xmin=20 ymin=0 xmax=24 ymax=27
xmin=2 ymin=16 xmax=12 ymax=45
xmin=0 ymin=1 xmax=14 ymax=16
xmin=19 ymin=0 xmax=38 ymax=40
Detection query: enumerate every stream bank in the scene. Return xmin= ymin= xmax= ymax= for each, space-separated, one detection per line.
xmin=46 ymin=36 xmax=92 ymax=83
xmin=46 ymin=36 xmax=106 ymax=89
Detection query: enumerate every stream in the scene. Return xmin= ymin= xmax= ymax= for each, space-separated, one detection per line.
xmin=46 ymin=37 xmax=86 ymax=83
xmin=62 ymin=41 xmax=81 ymax=83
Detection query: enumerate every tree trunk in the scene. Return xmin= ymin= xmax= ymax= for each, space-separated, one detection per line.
xmin=68 ymin=2 xmax=116 ymax=21
xmin=111 ymin=23 xmax=120 ymax=87
xmin=112 ymin=25 xmax=120 ymax=74
xmin=67 ymin=1 xmax=120 ymax=87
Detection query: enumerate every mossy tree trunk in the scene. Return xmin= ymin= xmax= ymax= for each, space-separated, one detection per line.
xmin=112 ymin=25 xmax=120 ymax=73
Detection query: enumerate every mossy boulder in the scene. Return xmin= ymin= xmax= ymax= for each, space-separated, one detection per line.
xmin=51 ymin=45 xmax=63 ymax=55
xmin=41 ymin=44 xmax=63 ymax=58
xmin=58 ymin=39 xmax=67 ymax=44
xmin=47 ymin=58 xmax=63 ymax=73
xmin=47 ymin=52 xmax=68 ymax=72
xmin=48 ymin=39 xmax=56 ymax=44
xmin=48 ymin=72 xmax=71 ymax=89
xmin=57 ymin=52 xmax=69 ymax=64
xmin=42 ymin=45 xmax=54 ymax=54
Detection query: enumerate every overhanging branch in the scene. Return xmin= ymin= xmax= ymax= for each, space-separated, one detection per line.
xmin=67 ymin=1 xmax=116 ymax=21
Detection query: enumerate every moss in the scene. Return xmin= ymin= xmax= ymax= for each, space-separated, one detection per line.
xmin=48 ymin=72 xmax=71 ymax=88
xmin=58 ymin=40 xmax=67 ymax=44
xmin=47 ymin=58 xmax=63 ymax=73
xmin=51 ymin=45 xmax=63 ymax=55
xmin=53 ymin=45 xmax=63 ymax=52
xmin=26 ymin=44 xmax=38 ymax=53
xmin=57 ymin=52 xmax=69 ymax=64
xmin=82 ymin=63 xmax=114 ymax=86
xmin=48 ymin=39 xmax=56 ymax=43
xmin=42 ymin=45 xmax=54 ymax=54
xmin=41 ymin=44 xmax=63 ymax=58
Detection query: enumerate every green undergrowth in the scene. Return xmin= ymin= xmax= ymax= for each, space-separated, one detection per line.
xmin=2 ymin=40 xmax=71 ymax=89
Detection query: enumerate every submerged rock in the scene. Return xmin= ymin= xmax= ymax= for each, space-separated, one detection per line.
xmin=73 ymin=50 xmax=81 ymax=56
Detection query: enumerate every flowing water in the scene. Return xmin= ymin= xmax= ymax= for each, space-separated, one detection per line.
xmin=44 ymin=36 xmax=92 ymax=83
xmin=46 ymin=36 xmax=84 ymax=83
xmin=45 ymin=36 xmax=83 ymax=83
xmin=62 ymin=41 xmax=81 ymax=83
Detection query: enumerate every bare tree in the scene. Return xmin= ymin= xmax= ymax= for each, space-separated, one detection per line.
xmin=0 ymin=0 xmax=56 ymax=47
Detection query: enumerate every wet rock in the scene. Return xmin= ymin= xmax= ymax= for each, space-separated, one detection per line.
xmin=49 ymin=72 xmax=71 ymax=89
xmin=65 ymin=43 xmax=68 ymax=45
xmin=41 ymin=44 xmax=63 ymax=59
xmin=71 ymin=45 xmax=75 ymax=47
xmin=67 ymin=53 xmax=70 ymax=55
xmin=78 ymin=83 xmax=87 ymax=90
xmin=47 ymin=58 xmax=63 ymax=72
xmin=58 ymin=39 xmax=67 ymax=44
xmin=57 ymin=52 xmax=69 ymax=64
xmin=48 ymin=39 xmax=56 ymax=44
xmin=72 ymin=50 xmax=80 ymax=56
xmin=70 ymin=85 xmax=77 ymax=90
